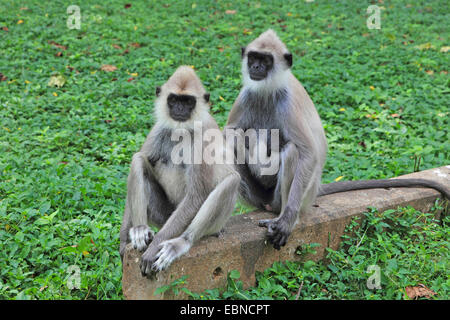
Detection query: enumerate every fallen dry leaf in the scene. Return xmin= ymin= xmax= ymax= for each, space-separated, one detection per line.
xmin=48 ymin=74 xmax=66 ymax=88
xmin=2 ymin=26 xmax=8 ymax=32
xmin=415 ymin=43 xmax=435 ymax=50
xmin=112 ymin=44 xmax=122 ymax=50
xmin=100 ymin=64 xmax=117 ymax=72
xmin=425 ymin=70 xmax=434 ymax=75
xmin=55 ymin=51 xmax=63 ymax=57
xmin=0 ymin=72 xmax=7 ymax=81
xmin=48 ymin=41 xmax=67 ymax=50
xmin=440 ymin=46 xmax=450 ymax=53
xmin=225 ymin=10 xmax=236 ymax=14
xmin=129 ymin=42 xmax=141 ymax=48
xmin=124 ymin=3 xmax=132 ymax=9
xmin=405 ymin=284 xmax=437 ymax=299
xmin=391 ymin=113 xmax=400 ymax=118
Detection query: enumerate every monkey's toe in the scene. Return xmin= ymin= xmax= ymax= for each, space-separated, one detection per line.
xmin=130 ymin=225 xmax=154 ymax=252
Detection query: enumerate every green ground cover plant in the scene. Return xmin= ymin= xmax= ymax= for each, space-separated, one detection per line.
xmin=0 ymin=0 xmax=448 ymax=299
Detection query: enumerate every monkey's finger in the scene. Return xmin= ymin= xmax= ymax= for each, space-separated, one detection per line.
xmin=140 ymin=261 xmax=147 ymax=276
xmin=140 ymin=234 xmax=148 ymax=251
xmin=145 ymin=263 xmax=154 ymax=277
xmin=271 ymin=232 xmax=283 ymax=248
xmin=145 ymin=231 xmax=153 ymax=245
xmin=131 ymin=228 xmax=138 ymax=249
xmin=279 ymin=235 xmax=288 ymax=247
xmin=258 ymin=219 xmax=271 ymax=228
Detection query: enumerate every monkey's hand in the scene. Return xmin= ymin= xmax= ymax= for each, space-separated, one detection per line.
xmin=140 ymin=243 xmax=161 ymax=278
xmin=153 ymin=237 xmax=191 ymax=272
xmin=129 ymin=225 xmax=154 ymax=252
xmin=258 ymin=218 xmax=291 ymax=250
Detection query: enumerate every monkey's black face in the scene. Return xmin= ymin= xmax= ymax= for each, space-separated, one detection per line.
xmin=247 ymin=51 xmax=274 ymax=81
xmin=167 ymin=93 xmax=196 ymax=122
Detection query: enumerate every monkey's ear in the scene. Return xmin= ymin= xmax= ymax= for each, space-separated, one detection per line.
xmin=155 ymin=86 xmax=161 ymax=97
xmin=284 ymin=53 xmax=293 ymax=67
xmin=204 ymin=93 xmax=210 ymax=103
xmin=241 ymin=46 xmax=246 ymax=58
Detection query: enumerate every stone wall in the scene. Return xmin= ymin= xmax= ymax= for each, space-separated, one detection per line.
xmin=122 ymin=166 xmax=449 ymax=299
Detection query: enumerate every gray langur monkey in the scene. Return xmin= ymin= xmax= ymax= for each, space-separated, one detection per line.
xmin=120 ymin=66 xmax=240 ymax=277
xmin=226 ymin=29 xmax=449 ymax=250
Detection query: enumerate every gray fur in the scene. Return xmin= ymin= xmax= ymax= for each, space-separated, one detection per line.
xmin=228 ymin=29 xmax=449 ymax=250
xmin=319 ymin=178 xmax=450 ymax=199
xmin=119 ymin=66 xmax=240 ymax=276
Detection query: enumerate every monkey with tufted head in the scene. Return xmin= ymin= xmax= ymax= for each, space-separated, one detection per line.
xmin=227 ymin=29 xmax=449 ymax=250
xmin=120 ymin=66 xmax=240 ymax=276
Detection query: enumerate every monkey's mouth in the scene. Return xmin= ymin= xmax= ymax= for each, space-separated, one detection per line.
xmin=170 ymin=115 xmax=189 ymax=122
xmin=249 ymin=73 xmax=266 ymax=81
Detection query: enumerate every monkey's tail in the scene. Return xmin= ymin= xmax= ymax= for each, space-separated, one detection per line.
xmin=318 ymin=178 xmax=450 ymax=199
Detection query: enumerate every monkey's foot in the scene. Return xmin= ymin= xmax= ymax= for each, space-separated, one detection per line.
xmin=129 ymin=225 xmax=154 ymax=252
xmin=258 ymin=218 xmax=290 ymax=250
xmin=153 ymin=237 xmax=191 ymax=271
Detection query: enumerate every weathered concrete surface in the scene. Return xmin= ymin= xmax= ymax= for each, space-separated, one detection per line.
xmin=122 ymin=166 xmax=449 ymax=300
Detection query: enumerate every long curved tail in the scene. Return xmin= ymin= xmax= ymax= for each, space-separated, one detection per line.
xmin=318 ymin=178 xmax=449 ymax=199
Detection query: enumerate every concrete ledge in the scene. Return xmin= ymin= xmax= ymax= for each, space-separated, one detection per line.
xmin=122 ymin=166 xmax=449 ymax=299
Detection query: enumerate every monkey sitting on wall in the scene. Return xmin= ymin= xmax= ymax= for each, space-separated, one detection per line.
xmin=120 ymin=66 xmax=240 ymax=277
xmin=226 ymin=29 xmax=449 ymax=250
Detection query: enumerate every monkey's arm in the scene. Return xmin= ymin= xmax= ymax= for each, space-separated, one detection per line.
xmin=139 ymin=164 xmax=210 ymax=276
xmin=260 ymin=145 xmax=317 ymax=249
xmin=225 ymin=94 xmax=245 ymax=128
xmin=319 ymin=178 xmax=449 ymax=199
xmin=151 ymin=171 xmax=240 ymax=271
xmin=120 ymin=151 xmax=175 ymax=258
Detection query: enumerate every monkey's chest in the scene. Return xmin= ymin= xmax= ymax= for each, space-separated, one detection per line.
xmin=153 ymin=161 xmax=186 ymax=205
xmin=237 ymin=113 xmax=288 ymax=187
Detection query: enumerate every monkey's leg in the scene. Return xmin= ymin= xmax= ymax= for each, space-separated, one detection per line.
xmin=120 ymin=153 xmax=174 ymax=256
xmin=259 ymin=147 xmax=316 ymax=249
xmin=268 ymin=142 xmax=299 ymax=213
xmin=152 ymin=172 xmax=240 ymax=271
xmin=119 ymin=200 xmax=132 ymax=260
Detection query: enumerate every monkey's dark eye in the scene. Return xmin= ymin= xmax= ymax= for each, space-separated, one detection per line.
xmin=168 ymin=94 xmax=176 ymax=103
xmin=186 ymin=96 xmax=196 ymax=108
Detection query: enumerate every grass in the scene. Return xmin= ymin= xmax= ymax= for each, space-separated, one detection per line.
xmin=0 ymin=0 xmax=448 ymax=299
